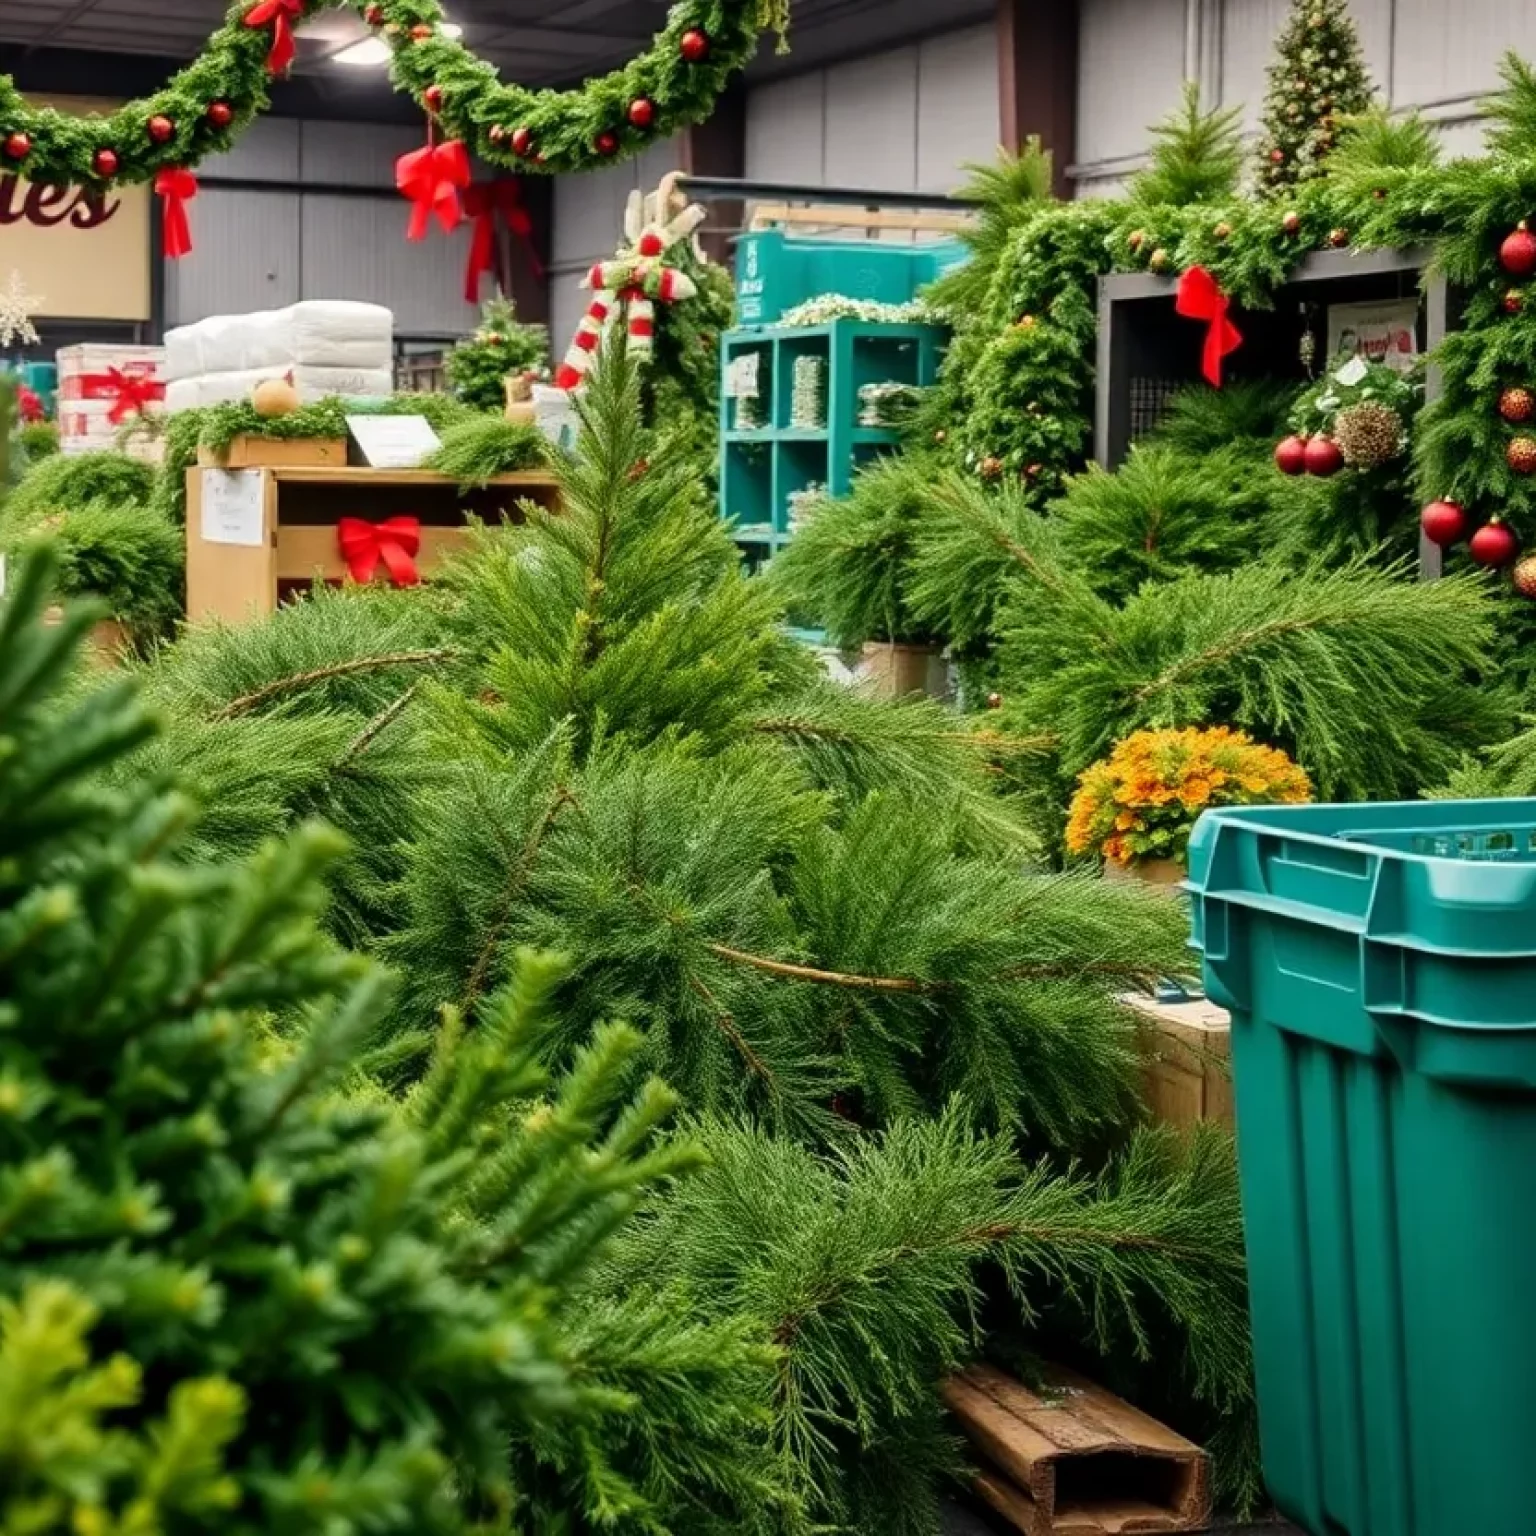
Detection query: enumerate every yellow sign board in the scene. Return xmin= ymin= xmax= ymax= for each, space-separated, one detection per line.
xmin=0 ymin=95 xmax=151 ymax=323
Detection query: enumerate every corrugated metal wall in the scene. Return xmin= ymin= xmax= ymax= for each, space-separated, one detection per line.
xmin=1075 ymin=0 xmax=1536 ymax=197
xmin=163 ymin=116 xmax=484 ymax=339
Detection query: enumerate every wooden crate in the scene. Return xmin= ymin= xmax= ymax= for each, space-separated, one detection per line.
xmin=1122 ymin=994 xmax=1234 ymax=1130
xmin=185 ymin=464 xmax=561 ymax=626
xmin=197 ymin=435 xmax=347 ymax=470
xmin=944 ymin=1364 xmax=1211 ymax=1536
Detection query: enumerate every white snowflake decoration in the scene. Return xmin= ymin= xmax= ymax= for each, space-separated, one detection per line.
xmin=0 ymin=271 xmax=43 ymax=349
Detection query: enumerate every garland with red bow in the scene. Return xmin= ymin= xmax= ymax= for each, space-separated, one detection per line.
xmin=0 ymin=0 xmax=784 ymax=190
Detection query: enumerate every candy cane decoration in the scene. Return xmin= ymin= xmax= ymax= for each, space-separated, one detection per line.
xmin=556 ymin=174 xmax=709 ymax=392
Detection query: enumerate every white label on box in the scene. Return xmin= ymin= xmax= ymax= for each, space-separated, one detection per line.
xmin=1327 ymin=300 xmax=1418 ymax=374
xmin=346 ymin=414 xmax=440 ymax=469
xmin=200 ymin=469 xmax=265 ymax=547
xmin=1334 ymin=355 xmax=1370 ymax=387
xmin=726 ymin=353 xmax=761 ymax=399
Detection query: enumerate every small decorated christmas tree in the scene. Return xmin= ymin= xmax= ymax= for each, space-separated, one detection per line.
xmin=1255 ymin=0 xmax=1375 ymax=195
xmin=445 ymin=296 xmax=548 ymax=412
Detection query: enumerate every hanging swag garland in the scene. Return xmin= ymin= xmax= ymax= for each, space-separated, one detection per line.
xmin=0 ymin=0 xmax=788 ymax=189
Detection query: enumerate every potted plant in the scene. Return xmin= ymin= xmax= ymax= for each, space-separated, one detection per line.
xmin=1067 ymin=725 xmax=1311 ymax=884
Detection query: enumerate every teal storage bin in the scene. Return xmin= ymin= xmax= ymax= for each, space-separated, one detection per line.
xmin=734 ymin=230 xmax=966 ymax=328
xmin=1186 ymin=799 xmax=1536 ymax=1536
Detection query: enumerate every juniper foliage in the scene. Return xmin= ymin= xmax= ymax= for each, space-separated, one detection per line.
xmin=1130 ymin=83 xmax=1245 ymax=209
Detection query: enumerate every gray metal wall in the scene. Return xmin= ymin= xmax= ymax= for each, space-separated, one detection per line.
xmin=164 ymin=116 xmax=484 ymax=339
xmin=1075 ymin=0 xmax=1535 ymax=197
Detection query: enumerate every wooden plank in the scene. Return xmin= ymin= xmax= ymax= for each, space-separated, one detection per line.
xmin=267 ymin=466 xmax=560 ymax=490
xmin=748 ymin=203 xmax=973 ymax=235
xmin=946 ymin=1364 xmax=1211 ymax=1536
xmin=198 ymin=436 xmax=347 ymax=470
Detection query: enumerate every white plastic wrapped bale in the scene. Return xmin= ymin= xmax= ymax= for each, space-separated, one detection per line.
xmin=165 ymin=365 xmax=394 ymax=412
xmin=164 ymin=301 xmax=394 ymax=380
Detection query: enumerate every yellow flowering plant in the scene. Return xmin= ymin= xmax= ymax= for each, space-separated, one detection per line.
xmin=1066 ymin=726 xmax=1312 ymax=869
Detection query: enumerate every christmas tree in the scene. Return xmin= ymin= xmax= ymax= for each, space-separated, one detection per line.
xmin=1255 ymin=0 xmax=1375 ymax=195
xmin=1132 ymin=81 xmax=1245 ymax=208
xmin=444 ymin=296 xmax=549 ymax=412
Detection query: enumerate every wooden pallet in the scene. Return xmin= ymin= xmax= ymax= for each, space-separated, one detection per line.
xmin=1121 ymin=994 xmax=1234 ymax=1131
xmin=943 ymin=1365 xmax=1211 ymax=1536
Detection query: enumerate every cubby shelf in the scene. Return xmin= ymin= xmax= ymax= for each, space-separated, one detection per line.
xmin=718 ymin=319 xmax=945 ymax=554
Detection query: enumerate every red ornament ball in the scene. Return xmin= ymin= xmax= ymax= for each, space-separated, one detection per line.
xmin=680 ymin=28 xmax=710 ymax=63
xmin=1514 ymin=555 xmax=1536 ymax=598
xmin=410 ymin=23 xmax=433 ymax=39
xmin=628 ymin=98 xmax=656 ymax=129
xmin=147 ymin=115 xmax=175 ymax=144
xmin=1304 ymin=436 xmax=1344 ymax=477
xmin=1501 ymin=222 xmax=1536 ymax=278
xmin=207 ymin=100 xmax=233 ymax=128
xmin=510 ymin=127 xmax=533 ymax=157
xmin=423 ymin=85 xmax=444 ymax=112
xmin=1270 ymin=148 xmax=1285 ymax=164
xmin=1501 ymin=387 xmax=1536 ymax=424
xmin=1506 ymin=289 xmax=1526 ymax=316
xmin=594 ymin=131 xmax=619 ymax=156
xmin=1420 ymin=500 xmax=1468 ymax=548
xmin=92 ymin=147 xmax=119 ymax=178
xmin=364 ymin=2 xmax=383 ymax=22
xmin=1274 ymin=435 xmax=1310 ymax=476
xmin=1509 ymin=436 xmax=1536 ymax=476
xmin=1471 ymin=519 xmax=1521 ymax=568
xmin=3 ymin=132 xmax=30 ymax=161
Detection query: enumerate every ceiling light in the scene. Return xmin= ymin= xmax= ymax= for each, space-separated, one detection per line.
xmin=334 ymin=36 xmax=390 ymax=65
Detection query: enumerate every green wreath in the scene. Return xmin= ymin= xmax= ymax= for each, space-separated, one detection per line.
xmin=0 ymin=0 xmax=787 ymax=187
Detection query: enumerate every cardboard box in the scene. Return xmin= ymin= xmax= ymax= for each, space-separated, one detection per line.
xmin=1122 ymin=993 xmax=1234 ymax=1130
xmin=56 ymin=343 xmax=166 ymax=459
xmin=197 ymin=436 xmax=348 ymax=470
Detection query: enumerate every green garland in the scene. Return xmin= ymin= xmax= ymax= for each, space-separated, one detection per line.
xmin=0 ymin=0 xmax=787 ymax=187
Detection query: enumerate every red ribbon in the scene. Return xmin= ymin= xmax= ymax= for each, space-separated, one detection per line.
xmin=395 ymin=140 xmax=471 ymax=242
xmin=244 ymin=0 xmax=302 ymax=75
xmin=17 ymin=386 xmax=44 ymax=424
xmin=1175 ymin=266 xmax=1243 ymax=388
xmin=80 ymin=369 xmax=167 ymax=425
xmin=338 ymin=516 xmax=422 ymax=588
xmin=155 ymin=169 xmax=198 ymax=259
xmin=463 ymin=179 xmax=544 ymax=303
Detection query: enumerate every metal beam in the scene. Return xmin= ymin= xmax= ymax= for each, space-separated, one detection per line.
xmin=997 ymin=0 xmax=1080 ymax=199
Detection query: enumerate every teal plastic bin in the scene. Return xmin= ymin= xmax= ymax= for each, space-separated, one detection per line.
xmin=734 ymin=230 xmax=967 ymax=327
xmin=1187 ymin=799 xmax=1536 ymax=1536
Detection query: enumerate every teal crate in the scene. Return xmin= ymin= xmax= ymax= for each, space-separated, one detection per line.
xmin=718 ymin=320 xmax=944 ymax=554
xmin=735 ymin=230 xmax=967 ymax=328
xmin=1187 ymin=799 xmax=1536 ymax=1536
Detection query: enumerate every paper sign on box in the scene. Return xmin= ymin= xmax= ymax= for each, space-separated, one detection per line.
xmin=200 ymin=469 xmax=265 ymax=547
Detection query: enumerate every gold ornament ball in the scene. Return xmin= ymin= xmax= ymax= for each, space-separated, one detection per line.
xmin=1128 ymin=229 xmax=1146 ymax=251
xmin=1328 ymin=227 xmax=1350 ymax=248
xmin=980 ymin=456 xmax=1004 ymax=481
xmin=933 ymin=429 xmax=947 ymax=445
xmin=252 ymin=377 xmax=300 ymax=418
xmin=1501 ymin=387 xmax=1536 ymax=424
xmin=1509 ymin=436 xmax=1536 ymax=475
xmin=1149 ymin=247 xmax=1170 ymax=272
xmin=1283 ymin=211 xmax=1302 ymax=236
xmin=1213 ymin=221 xmax=1232 ymax=239
xmin=1515 ymin=556 xmax=1536 ymax=599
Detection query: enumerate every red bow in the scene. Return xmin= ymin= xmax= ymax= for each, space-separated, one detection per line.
xmin=1176 ymin=266 xmax=1243 ymax=388
xmin=396 ymin=140 xmax=471 ymax=242
xmin=463 ymin=179 xmax=544 ymax=303
xmin=244 ymin=0 xmax=303 ymax=75
xmin=82 ymin=368 xmax=167 ymax=425
xmin=338 ymin=516 xmax=422 ymax=587
xmin=16 ymin=386 xmax=44 ymax=424
xmin=154 ymin=169 xmax=198 ymax=259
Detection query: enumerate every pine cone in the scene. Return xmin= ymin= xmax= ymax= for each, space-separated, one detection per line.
xmin=1333 ymin=401 xmax=1404 ymax=468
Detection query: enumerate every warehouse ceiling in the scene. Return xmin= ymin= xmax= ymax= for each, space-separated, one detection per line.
xmin=0 ymin=0 xmax=994 ymax=103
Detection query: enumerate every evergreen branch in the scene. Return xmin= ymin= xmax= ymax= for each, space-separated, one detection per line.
xmin=686 ymin=971 xmax=780 ymax=1095
xmin=704 ymin=941 xmax=942 ymax=995
xmin=335 ymin=685 xmax=421 ymax=770
xmin=213 ymin=650 xmax=457 ymax=719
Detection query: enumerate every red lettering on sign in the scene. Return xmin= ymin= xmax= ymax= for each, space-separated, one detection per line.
xmin=0 ymin=174 xmax=121 ymax=230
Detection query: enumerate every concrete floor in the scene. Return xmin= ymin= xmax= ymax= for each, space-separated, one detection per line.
xmin=939 ymin=1498 xmax=1305 ymax=1535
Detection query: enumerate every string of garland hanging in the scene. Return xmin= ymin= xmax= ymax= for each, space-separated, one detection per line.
xmin=0 ymin=0 xmax=788 ymax=191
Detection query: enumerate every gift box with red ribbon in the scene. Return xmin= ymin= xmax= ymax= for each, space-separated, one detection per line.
xmin=55 ymin=343 xmax=167 ymax=461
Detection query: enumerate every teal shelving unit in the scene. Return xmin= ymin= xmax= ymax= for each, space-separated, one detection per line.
xmin=718 ymin=319 xmax=944 ymax=564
